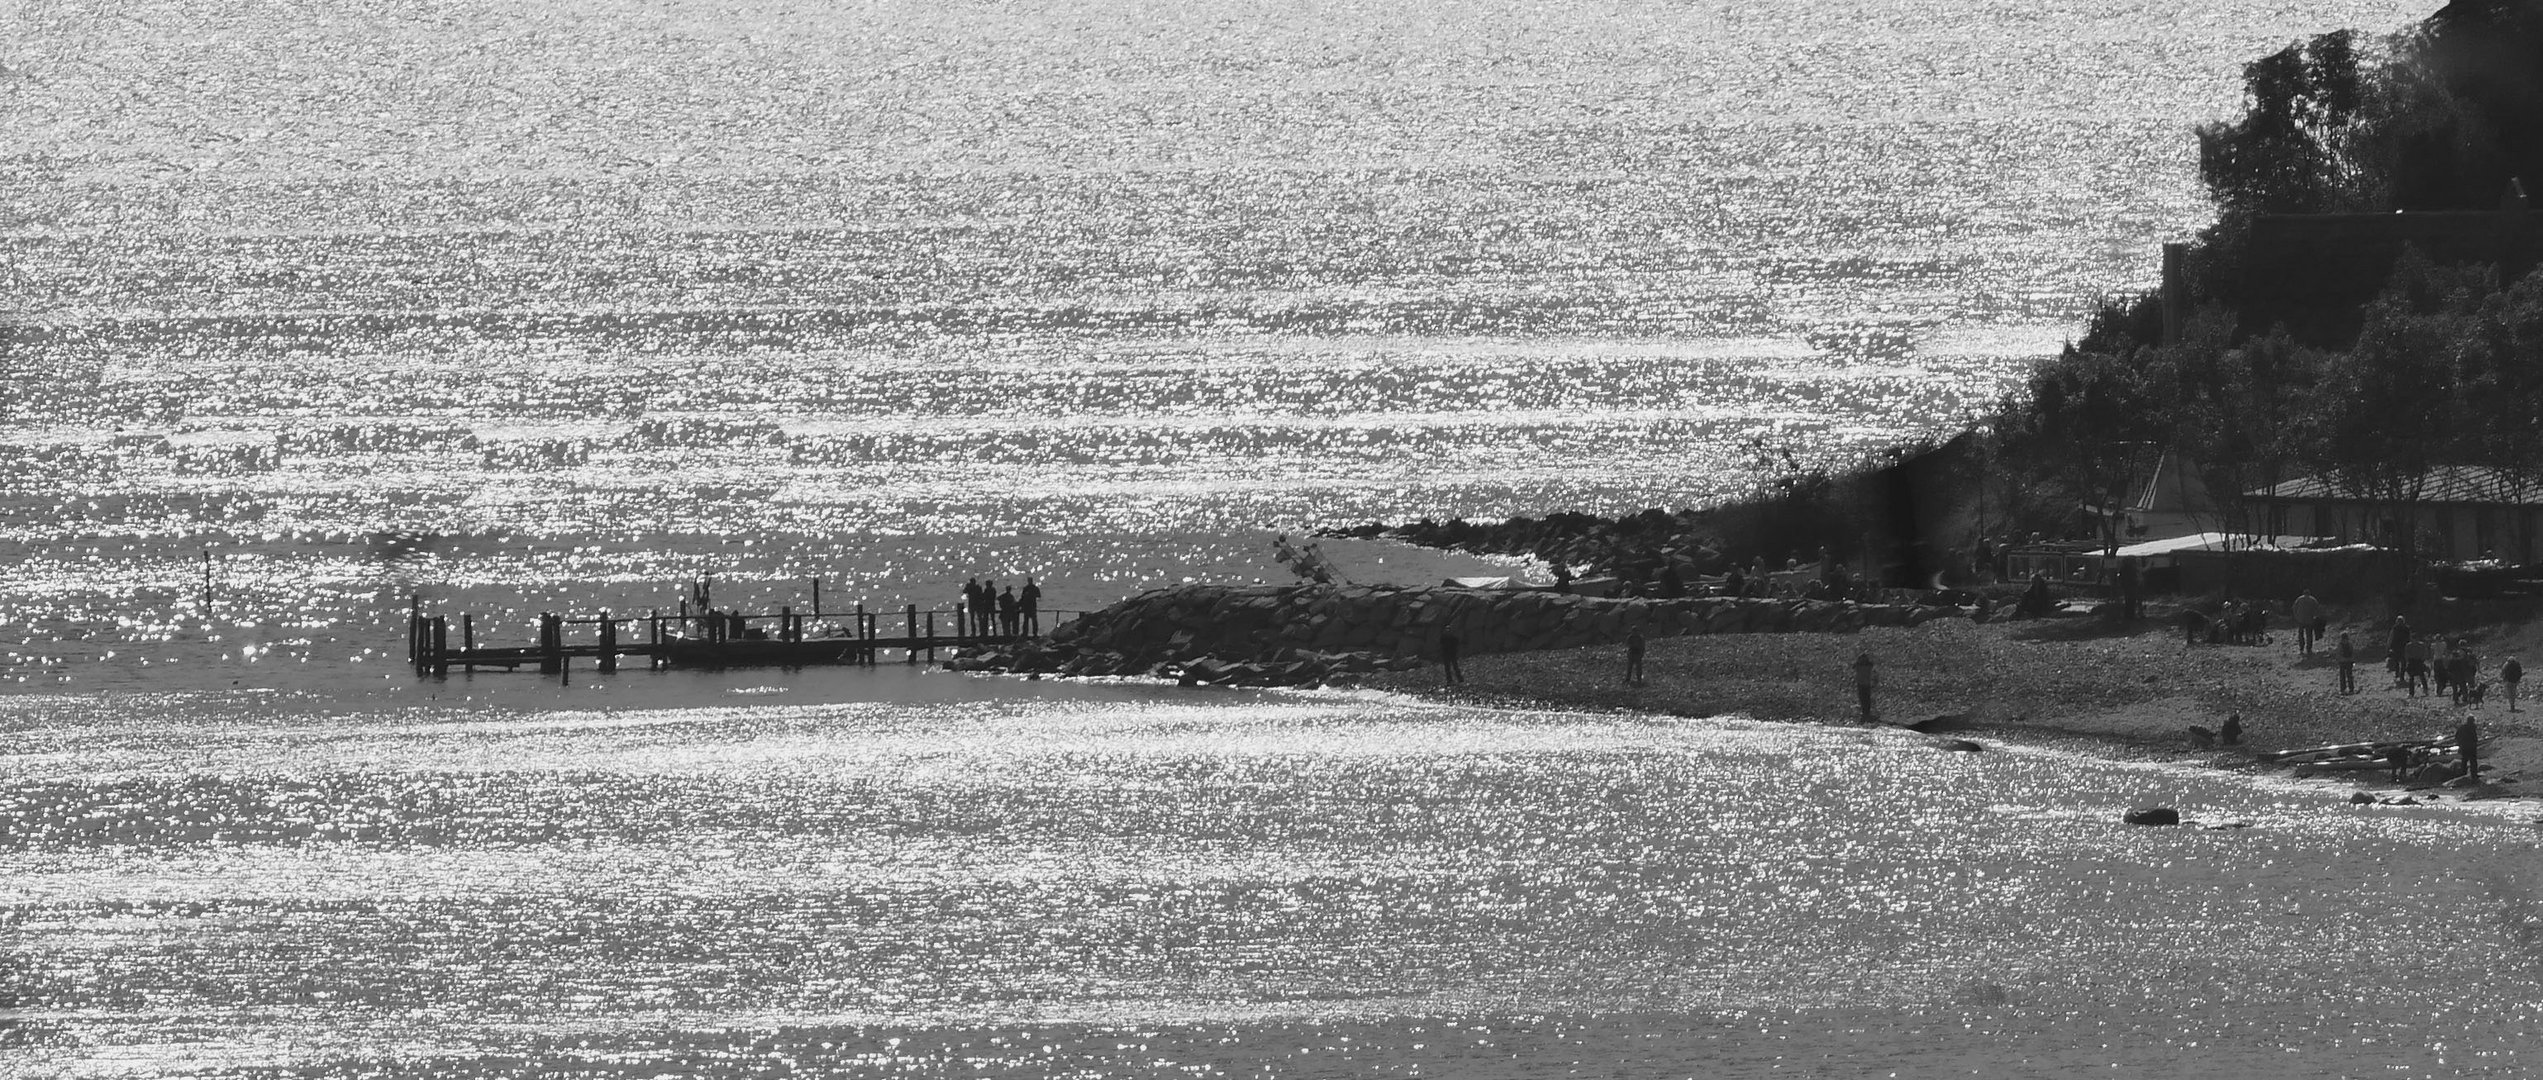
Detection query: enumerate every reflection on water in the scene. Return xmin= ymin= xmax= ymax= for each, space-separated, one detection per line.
xmin=3 ymin=0 xmax=2480 ymax=1072
xmin=3 ymin=696 xmax=2540 ymax=1077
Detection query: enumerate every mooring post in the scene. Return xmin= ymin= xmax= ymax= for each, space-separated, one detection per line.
xmin=925 ymin=610 xmax=937 ymax=662
xmin=678 ymin=598 xmax=690 ymax=640
xmin=539 ymin=613 xmax=561 ymax=675
xmin=431 ymin=616 xmax=449 ymax=678
xmin=813 ymin=578 xmax=822 ymax=618
xmin=599 ymin=611 xmax=618 ymax=673
xmin=201 ymin=548 xmax=214 ymax=621
xmin=780 ymin=605 xmax=794 ymax=643
xmin=905 ymin=604 xmax=918 ymax=664
xmin=854 ymin=602 xmax=867 ymax=664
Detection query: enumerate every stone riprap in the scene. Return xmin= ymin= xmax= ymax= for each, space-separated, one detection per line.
xmin=950 ymin=583 xmax=1965 ymax=687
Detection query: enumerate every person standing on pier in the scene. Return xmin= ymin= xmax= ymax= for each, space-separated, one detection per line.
xmin=1021 ymin=576 xmax=1042 ymax=636
xmin=962 ymin=578 xmax=985 ymax=639
xmin=998 ymin=585 xmax=1021 ymax=638
xmin=977 ymin=579 xmax=999 ymax=637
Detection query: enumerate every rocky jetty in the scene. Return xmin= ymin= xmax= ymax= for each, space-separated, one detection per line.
xmin=946 ymin=582 xmax=1966 ymax=687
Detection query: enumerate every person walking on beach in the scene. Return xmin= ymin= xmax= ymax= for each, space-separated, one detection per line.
xmin=2337 ymin=631 xmax=2357 ymax=694
xmin=2407 ymin=638 xmax=2432 ymax=697
xmin=2387 ymin=616 xmax=2411 ymax=687
xmin=2504 ymin=656 xmax=2523 ymax=712
xmin=1020 ymin=576 xmax=1042 ymax=636
xmin=1438 ymin=630 xmax=1464 ymax=686
xmin=1853 ymin=652 xmax=1879 ymax=724
xmin=2291 ymin=589 xmax=2322 ymax=655
xmin=2458 ymin=714 xmax=2483 ymax=780
xmin=1625 ymin=628 xmax=1646 ymax=686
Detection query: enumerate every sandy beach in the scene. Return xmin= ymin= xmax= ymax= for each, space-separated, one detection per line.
xmin=1368 ymin=596 xmax=2543 ymax=794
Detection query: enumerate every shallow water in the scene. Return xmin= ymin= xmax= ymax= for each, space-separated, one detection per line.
xmin=6 ymin=689 xmax=2541 ymax=1077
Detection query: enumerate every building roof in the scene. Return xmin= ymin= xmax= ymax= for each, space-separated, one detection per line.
xmin=2258 ymin=465 xmax=2543 ymax=505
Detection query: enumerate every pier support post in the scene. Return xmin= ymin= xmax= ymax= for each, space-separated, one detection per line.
xmin=599 ymin=612 xmax=618 ymax=673
xmin=431 ymin=616 xmax=449 ymax=678
xmin=539 ymin=613 xmax=561 ymax=675
xmin=906 ymin=604 xmax=918 ymax=664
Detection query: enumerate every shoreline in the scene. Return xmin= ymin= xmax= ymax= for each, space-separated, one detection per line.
xmin=1359 ymin=603 xmax=2543 ymax=809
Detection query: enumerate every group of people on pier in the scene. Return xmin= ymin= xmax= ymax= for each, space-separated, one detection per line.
xmin=961 ymin=576 xmax=1040 ymax=639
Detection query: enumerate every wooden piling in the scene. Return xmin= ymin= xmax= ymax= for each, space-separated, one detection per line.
xmin=431 ymin=616 xmax=449 ymax=677
xmin=925 ymin=610 xmax=937 ymax=662
xmin=599 ymin=612 xmax=618 ymax=673
xmin=539 ymin=613 xmax=561 ymax=675
xmin=905 ymin=604 xmax=918 ymax=664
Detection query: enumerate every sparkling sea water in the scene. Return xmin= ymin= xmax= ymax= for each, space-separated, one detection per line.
xmin=13 ymin=0 xmax=2541 ymax=1075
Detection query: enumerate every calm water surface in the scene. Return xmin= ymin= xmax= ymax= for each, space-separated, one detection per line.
xmin=9 ymin=0 xmax=2522 ymax=1074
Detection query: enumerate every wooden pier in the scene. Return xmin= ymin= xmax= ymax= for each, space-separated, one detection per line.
xmin=404 ymin=597 xmax=1063 ymax=679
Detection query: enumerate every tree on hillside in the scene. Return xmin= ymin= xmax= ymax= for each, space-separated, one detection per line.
xmin=1996 ymin=338 xmax=2169 ymax=557
xmin=2160 ymin=307 xmax=2322 ymax=541
xmin=2301 ymin=251 xmax=2493 ymax=566
xmin=2202 ymin=2 xmax=2543 ymax=225
xmin=2197 ymin=31 xmax=2373 ymax=223
xmin=2445 ymin=268 xmax=2543 ymax=555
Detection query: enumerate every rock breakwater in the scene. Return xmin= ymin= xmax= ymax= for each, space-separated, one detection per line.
xmin=950 ymin=583 xmax=1966 ymax=687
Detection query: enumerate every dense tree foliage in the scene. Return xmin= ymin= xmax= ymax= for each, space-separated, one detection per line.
xmin=1995 ymin=0 xmax=2543 ymax=575
xmin=2199 ymin=1 xmax=2543 ymax=220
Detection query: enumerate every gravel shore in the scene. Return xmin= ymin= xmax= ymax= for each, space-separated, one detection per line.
xmin=1367 ymin=601 xmax=2543 ymax=784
